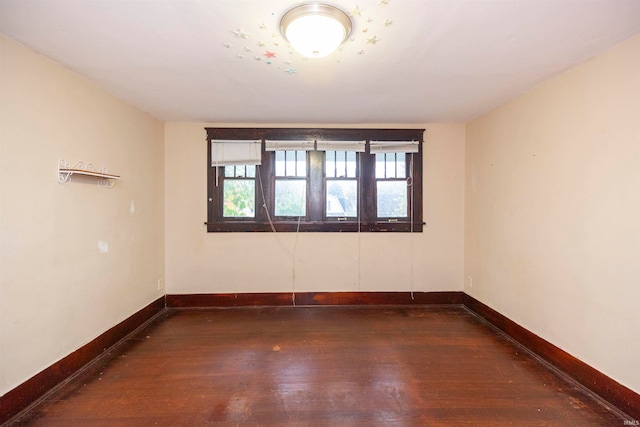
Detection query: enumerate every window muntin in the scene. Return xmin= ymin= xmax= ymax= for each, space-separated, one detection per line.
xmin=206 ymin=128 xmax=424 ymax=232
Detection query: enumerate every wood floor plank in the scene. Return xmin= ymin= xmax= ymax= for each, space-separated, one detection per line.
xmin=9 ymin=306 xmax=627 ymax=426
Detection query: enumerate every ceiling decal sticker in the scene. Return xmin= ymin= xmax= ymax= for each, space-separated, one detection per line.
xmin=232 ymin=29 xmax=250 ymax=39
xmin=222 ymin=1 xmax=394 ymax=74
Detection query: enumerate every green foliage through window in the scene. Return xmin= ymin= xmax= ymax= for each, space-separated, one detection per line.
xmin=223 ymin=180 xmax=255 ymax=217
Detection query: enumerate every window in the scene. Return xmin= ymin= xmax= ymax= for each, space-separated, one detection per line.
xmin=274 ymin=150 xmax=307 ymax=217
xmin=206 ymin=128 xmax=424 ymax=232
xmin=376 ymin=153 xmax=408 ymax=218
xmin=325 ymin=150 xmax=358 ymax=218
xmin=223 ymin=165 xmax=256 ymax=218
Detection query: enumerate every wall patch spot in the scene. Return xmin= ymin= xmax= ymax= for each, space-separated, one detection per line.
xmin=98 ymin=241 xmax=109 ymax=253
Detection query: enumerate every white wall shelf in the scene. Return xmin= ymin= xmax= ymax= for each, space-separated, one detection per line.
xmin=58 ymin=159 xmax=120 ymax=188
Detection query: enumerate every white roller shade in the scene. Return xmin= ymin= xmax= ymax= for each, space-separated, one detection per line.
xmin=265 ymin=140 xmax=315 ymax=151
xmin=316 ymin=140 xmax=366 ymax=152
xmin=211 ymin=140 xmax=262 ymax=166
xmin=370 ymin=140 xmax=420 ymax=153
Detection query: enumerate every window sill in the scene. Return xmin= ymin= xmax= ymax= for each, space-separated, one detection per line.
xmin=205 ymin=221 xmax=424 ymax=233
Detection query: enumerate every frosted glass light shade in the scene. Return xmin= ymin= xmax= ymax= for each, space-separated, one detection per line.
xmin=280 ymin=3 xmax=352 ymax=58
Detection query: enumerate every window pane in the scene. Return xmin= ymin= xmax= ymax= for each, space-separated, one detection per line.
xmin=326 ymin=180 xmax=357 ymax=217
xmin=275 ymin=180 xmax=306 ymax=217
xmin=396 ymin=153 xmax=406 ymax=178
xmin=386 ymin=153 xmax=396 ymax=178
xmin=346 ymin=151 xmax=357 ymax=177
xmin=286 ymin=151 xmax=297 ymax=177
xmin=223 ymin=165 xmax=256 ymax=178
xmin=377 ymin=181 xmax=407 ymax=218
xmin=275 ymin=150 xmax=307 ymax=178
xmin=375 ymin=153 xmax=385 ymax=178
xmin=223 ymin=180 xmax=255 ymax=217
xmin=336 ymin=151 xmax=346 ymax=177
xmin=326 ymin=151 xmax=336 ymax=178
xmin=296 ymin=150 xmax=306 ymax=177
xmin=275 ymin=151 xmax=285 ymax=176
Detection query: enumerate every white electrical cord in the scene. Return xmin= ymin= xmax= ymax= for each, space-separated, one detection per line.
xmin=358 ymin=153 xmax=362 ymax=291
xmin=292 ymin=214 xmax=301 ymax=306
xmin=256 ymin=165 xmax=276 ymax=233
xmin=409 ymin=153 xmax=415 ymax=300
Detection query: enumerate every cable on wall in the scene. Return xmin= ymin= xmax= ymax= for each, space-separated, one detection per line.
xmin=357 ymin=152 xmax=362 ymax=291
xmin=256 ymin=165 xmax=277 ymax=233
xmin=291 ymin=214 xmax=302 ymax=306
xmin=409 ymin=152 xmax=415 ymax=300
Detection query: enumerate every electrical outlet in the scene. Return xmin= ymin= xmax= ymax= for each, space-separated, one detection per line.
xmin=466 ymin=276 xmax=473 ymax=288
xmin=157 ymin=279 xmax=163 ymax=291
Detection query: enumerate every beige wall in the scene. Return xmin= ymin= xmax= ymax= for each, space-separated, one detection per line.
xmin=465 ymin=34 xmax=640 ymax=393
xmin=165 ymin=123 xmax=465 ymax=295
xmin=0 ymin=36 xmax=165 ymax=395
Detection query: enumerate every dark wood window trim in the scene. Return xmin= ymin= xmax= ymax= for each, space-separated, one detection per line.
xmin=206 ymin=127 xmax=424 ymax=232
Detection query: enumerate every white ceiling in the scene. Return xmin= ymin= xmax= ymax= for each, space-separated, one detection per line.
xmin=1 ymin=0 xmax=639 ymax=124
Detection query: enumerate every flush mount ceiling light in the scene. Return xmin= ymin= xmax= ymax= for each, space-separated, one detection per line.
xmin=280 ymin=3 xmax=353 ymax=58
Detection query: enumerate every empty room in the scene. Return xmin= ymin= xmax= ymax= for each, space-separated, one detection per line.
xmin=1 ymin=0 xmax=639 ymax=425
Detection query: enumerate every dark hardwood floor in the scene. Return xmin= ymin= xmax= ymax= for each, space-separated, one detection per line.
xmin=8 ymin=306 xmax=627 ymax=426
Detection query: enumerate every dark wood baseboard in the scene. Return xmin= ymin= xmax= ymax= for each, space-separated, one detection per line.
xmin=0 ymin=296 xmax=166 ymax=425
xmin=166 ymin=291 xmax=465 ymax=307
xmin=463 ymin=294 xmax=639 ymax=420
